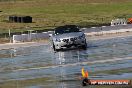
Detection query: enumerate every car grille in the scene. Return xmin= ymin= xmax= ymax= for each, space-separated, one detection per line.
xmin=62 ymin=37 xmax=78 ymax=43
xmin=62 ymin=39 xmax=69 ymax=43
xmin=70 ymin=37 xmax=77 ymax=41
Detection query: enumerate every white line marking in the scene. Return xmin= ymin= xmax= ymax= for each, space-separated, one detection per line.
xmin=12 ymin=56 xmax=132 ymax=72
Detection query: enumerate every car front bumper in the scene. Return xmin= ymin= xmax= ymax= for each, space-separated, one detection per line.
xmin=54 ymin=39 xmax=86 ymax=49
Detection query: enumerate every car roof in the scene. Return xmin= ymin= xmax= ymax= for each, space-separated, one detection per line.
xmin=55 ymin=25 xmax=78 ymax=29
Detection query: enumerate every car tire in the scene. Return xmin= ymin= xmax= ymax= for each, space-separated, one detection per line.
xmin=82 ymin=42 xmax=87 ymax=50
xmin=53 ymin=43 xmax=60 ymax=52
xmin=53 ymin=43 xmax=56 ymax=51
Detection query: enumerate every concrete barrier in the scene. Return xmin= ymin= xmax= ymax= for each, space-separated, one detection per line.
xmin=84 ymin=28 xmax=132 ymax=36
xmin=13 ymin=32 xmax=53 ymax=43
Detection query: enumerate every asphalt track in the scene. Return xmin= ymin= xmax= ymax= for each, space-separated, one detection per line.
xmin=11 ymin=56 xmax=132 ymax=72
xmin=0 ymin=34 xmax=132 ymax=87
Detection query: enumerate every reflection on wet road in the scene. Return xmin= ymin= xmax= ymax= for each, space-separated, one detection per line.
xmin=0 ymin=36 xmax=132 ymax=88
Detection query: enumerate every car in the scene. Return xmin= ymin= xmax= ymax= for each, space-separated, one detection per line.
xmin=49 ymin=25 xmax=87 ymax=51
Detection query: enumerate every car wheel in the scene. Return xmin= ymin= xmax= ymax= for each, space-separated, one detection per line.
xmin=53 ymin=43 xmax=56 ymax=51
xmin=82 ymin=44 xmax=87 ymax=50
xmin=53 ymin=43 xmax=60 ymax=52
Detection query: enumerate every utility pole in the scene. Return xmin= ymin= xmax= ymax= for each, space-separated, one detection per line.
xmin=9 ymin=29 xmax=11 ymax=43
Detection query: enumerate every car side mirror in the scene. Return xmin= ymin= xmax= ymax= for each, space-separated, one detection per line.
xmin=81 ymin=28 xmax=87 ymax=32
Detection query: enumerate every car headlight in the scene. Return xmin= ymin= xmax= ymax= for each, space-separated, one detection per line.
xmin=55 ymin=38 xmax=61 ymax=42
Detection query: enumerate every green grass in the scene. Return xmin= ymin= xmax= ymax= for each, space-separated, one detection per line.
xmin=0 ymin=77 xmax=131 ymax=88
xmin=0 ymin=77 xmax=51 ymax=88
xmin=1 ymin=0 xmax=132 ymax=34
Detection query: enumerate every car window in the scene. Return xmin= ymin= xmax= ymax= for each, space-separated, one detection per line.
xmin=55 ymin=25 xmax=80 ymax=35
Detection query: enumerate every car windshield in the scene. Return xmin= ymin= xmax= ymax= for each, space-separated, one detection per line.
xmin=55 ymin=25 xmax=80 ymax=35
